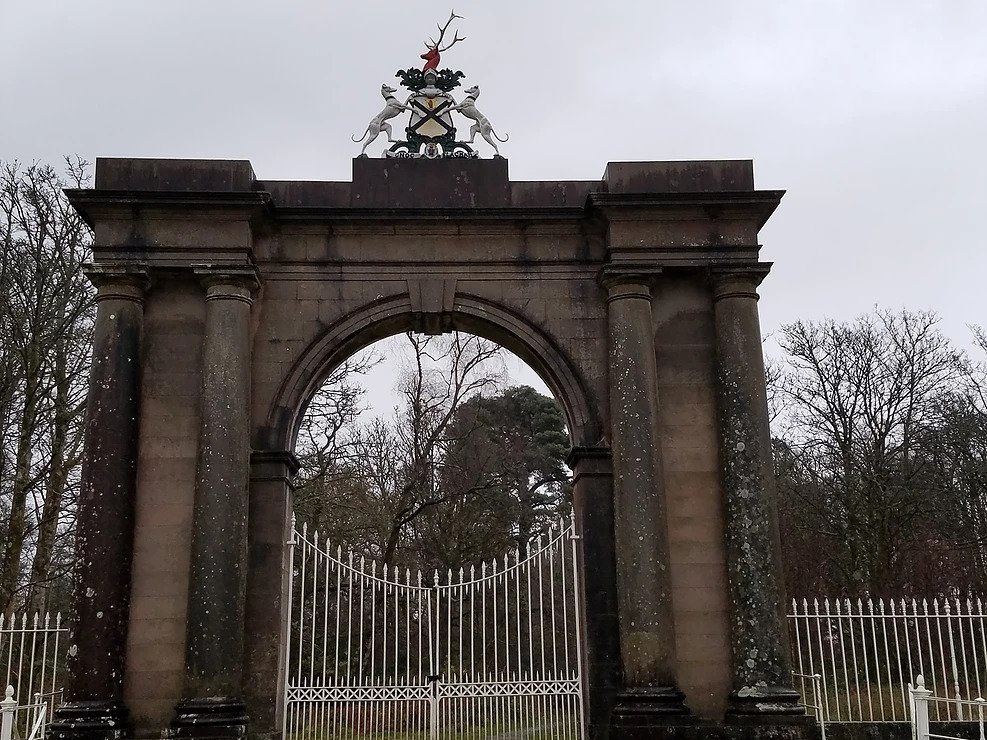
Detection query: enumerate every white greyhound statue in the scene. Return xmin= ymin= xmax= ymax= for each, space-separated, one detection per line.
xmin=451 ymin=85 xmax=508 ymax=157
xmin=352 ymin=85 xmax=409 ymax=156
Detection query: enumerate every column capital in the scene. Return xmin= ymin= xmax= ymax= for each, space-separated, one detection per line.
xmin=84 ymin=263 xmax=150 ymax=304
xmin=193 ymin=265 xmax=260 ymax=304
xmin=250 ymin=449 xmax=300 ymax=490
xmin=567 ymin=445 xmax=612 ymax=483
xmin=566 ymin=445 xmax=611 ymax=467
xmin=599 ymin=264 xmax=662 ymax=300
xmin=709 ymin=262 xmax=772 ymax=302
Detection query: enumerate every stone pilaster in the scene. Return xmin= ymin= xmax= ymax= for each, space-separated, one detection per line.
xmin=603 ymin=271 xmax=690 ymax=729
xmin=711 ymin=266 xmax=802 ymax=718
xmin=170 ymin=271 xmax=257 ymax=739
xmin=243 ymin=450 xmax=299 ymax=740
xmin=51 ymin=267 xmax=148 ymax=740
xmin=568 ymin=447 xmax=621 ymax=739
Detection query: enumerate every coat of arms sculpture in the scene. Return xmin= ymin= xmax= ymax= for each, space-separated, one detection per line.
xmin=352 ymin=12 xmax=508 ymax=159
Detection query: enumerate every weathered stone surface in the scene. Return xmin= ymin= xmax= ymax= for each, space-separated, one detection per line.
xmin=125 ymin=280 xmax=203 ymax=731
xmin=63 ymin=156 xmax=792 ymax=739
xmin=351 ymin=156 xmax=510 ymax=208
xmin=51 ymin=270 xmax=147 ymax=740
xmin=603 ymin=160 xmax=754 ymax=193
xmin=95 ymin=158 xmax=255 ymax=192
xmin=603 ymin=273 xmax=690 ymax=725
xmin=712 ymin=267 xmax=802 ymax=718
xmin=174 ymin=275 xmax=256 ymax=739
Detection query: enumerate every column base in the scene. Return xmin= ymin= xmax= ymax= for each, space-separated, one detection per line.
xmin=611 ymin=686 xmax=692 ymax=733
xmin=48 ymin=701 xmax=131 ymax=740
xmin=167 ymin=697 xmax=249 ymax=740
xmin=726 ymin=685 xmax=807 ymax=718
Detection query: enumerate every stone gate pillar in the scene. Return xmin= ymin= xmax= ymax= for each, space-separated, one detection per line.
xmin=603 ymin=271 xmax=690 ymax=730
xmin=171 ymin=271 xmax=257 ymax=739
xmin=51 ymin=267 xmax=148 ymax=740
xmin=568 ymin=447 xmax=621 ymax=739
xmin=711 ymin=266 xmax=802 ymax=718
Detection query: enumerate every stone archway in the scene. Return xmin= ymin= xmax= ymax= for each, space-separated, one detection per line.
xmin=51 ymin=156 xmax=807 ymax=740
xmin=256 ymin=298 xmax=606 ymax=737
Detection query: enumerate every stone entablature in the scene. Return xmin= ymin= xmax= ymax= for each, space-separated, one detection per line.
xmin=55 ymin=157 xmax=803 ymax=740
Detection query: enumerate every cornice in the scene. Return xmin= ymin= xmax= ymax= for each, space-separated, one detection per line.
xmin=271 ymin=205 xmax=587 ymax=224
xmin=64 ymin=189 xmax=274 ymax=227
xmin=589 ymin=190 xmax=785 ymax=229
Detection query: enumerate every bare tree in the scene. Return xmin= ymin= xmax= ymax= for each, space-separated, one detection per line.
xmin=773 ymin=309 xmax=963 ymax=596
xmin=0 ymin=159 xmax=94 ymax=613
xmin=293 ymin=332 xmax=509 ymax=567
xmin=292 ymin=352 xmax=382 ymax=534
xmin=379 ymin=332 xmax=505 ymax=565
xmin=916 ymin=328 xmax=987 ymax=592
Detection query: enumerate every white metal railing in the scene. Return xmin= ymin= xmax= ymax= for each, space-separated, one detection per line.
xmin=910 ymin=674 xmax=986 ymax=740
xmin=1 ymin=685 xmax=50 ymax=740
xmin=794 ymin=672 xmax=826 ymax=740
xmin=0 ymin=613 xmax=65 ymax=731
xmin=283 ymin=515 xmax=585 ymax=739
xmin=789 ymin=598 xmax=987 ymax=722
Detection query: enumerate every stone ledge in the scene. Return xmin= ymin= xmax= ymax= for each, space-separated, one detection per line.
xmin=95 ymin=158 xmax=256 ymax=191
xmin=604 ymin=160 xmax=755 ymax=193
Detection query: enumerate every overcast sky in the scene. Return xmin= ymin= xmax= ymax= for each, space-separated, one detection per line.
xmin=3 ymin=1 xmax=985 ymax=411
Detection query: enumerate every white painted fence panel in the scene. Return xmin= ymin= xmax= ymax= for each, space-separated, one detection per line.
xmin=0 ymin=612 xmax=65 ymax=739
xmin=790 ymin=598 xmax=987 ymax=722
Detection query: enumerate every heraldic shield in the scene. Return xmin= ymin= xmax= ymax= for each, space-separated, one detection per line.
xmin=386 ymin=67 xmax=476 ymax=158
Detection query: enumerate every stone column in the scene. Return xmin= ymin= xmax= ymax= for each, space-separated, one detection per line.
xmin=603 ymin=272 xmax=689 ymax=728
xmin=170 ymin=272 xmax=257 ymax=739
xmin=711 ymin=266 xmax=802 ymax=718
xmin=51 ymin=268 xmax=148 ymax=740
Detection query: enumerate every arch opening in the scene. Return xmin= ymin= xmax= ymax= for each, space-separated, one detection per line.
xmin=262 ymin=294 xmax=600 ymax=457
xmin=278 ymin=317 xmax=592 ymax=738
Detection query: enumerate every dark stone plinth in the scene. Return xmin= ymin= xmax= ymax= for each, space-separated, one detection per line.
xmin=825 ymin=722 xmax=986 ymax=740
xmin=726 ymin=686 xmax=805 ymax=718
xmin=95 ymin=157 xmax=256 ymax=192
xmin=49 ymin=701 xmax=130 ymax=740
xmin=611 ymin=687 xmax=693 ymax=729
xmin=351 ymin=156 xmax=511 ymax=208
xmin=610 ymin=719 xmax=817 ymax=740
xmin=603 ymin=160 xmax=754 ymax=193
xmin=167 ymin=698 xmax=249 ymax=740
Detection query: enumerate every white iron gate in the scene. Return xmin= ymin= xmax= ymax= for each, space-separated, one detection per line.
xmin=283 ymin=516 xmax=585 ymax=739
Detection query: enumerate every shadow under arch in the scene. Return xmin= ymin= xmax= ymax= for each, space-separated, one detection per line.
xmin=261 ymin=292 xmax=601 ymax=454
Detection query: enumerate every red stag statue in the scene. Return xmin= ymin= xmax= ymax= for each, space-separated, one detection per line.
xmin=421 ymin=11 xmax=465 ymax=72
